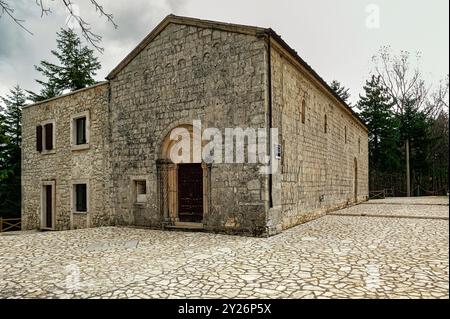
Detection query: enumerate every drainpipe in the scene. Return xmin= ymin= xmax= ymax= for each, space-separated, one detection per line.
xmin=266 ymin=31 xmax=274 ymax=209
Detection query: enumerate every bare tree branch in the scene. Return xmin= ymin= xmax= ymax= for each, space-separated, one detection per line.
xmin=36 ymin=0 xmax=51 ymax=18
xmin=372 ymin=46 xmax=427 ymax=115
xmin=0 ymin=0 xmax=33 ymax=35
xmin=89 ymin=0 xmax=118 ymax=29
xmin=426 ymin=75 xmax=449 ymax=119
xmin=0 ymin=0 xmax=117 ymax=52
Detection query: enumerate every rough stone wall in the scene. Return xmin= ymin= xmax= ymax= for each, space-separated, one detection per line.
xmin=21 ymin=84 xmax=111 ymax=230
xmin=21 ymin=21 xmax=369 ymax=237
xmin=268 ymin=48 xmax=369 ymax=234
xmin=108 ymin=23 xmax=269 ymax=235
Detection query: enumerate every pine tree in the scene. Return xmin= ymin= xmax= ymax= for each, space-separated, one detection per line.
xmin=28 ymin=28 xmax=101 ymax=102
xmin=0 ymin=112 xmax=9 ymax=180
xmin=0 ymin=85 xmax=26 ymax=218
xmin=27 ymin=79 xmax=61 ymax=102
xmin=358 ymin=75 xmax=400 ymax=173
xmin=1 ymin=85 xmax=25 ymax=148
xmin=330 ymin=80 xmax=351 ymax=104
xmin=398 ymin=99 xmax=435 ymax=195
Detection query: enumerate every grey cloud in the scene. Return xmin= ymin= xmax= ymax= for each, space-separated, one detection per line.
xmin=0 ymin=0 xmax=448 ymax=104
xmin=167 ymin=0 xmax=188 ymax=13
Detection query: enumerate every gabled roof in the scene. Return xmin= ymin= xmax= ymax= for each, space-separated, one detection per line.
xmin=106 ymin=14 xmax=266 ymax=80
xmin=106 ymin=14 xmax=367 ymax=131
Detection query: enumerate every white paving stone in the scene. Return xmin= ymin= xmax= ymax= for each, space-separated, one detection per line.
xmin=0 ymin=209 xmax=448 ymax=299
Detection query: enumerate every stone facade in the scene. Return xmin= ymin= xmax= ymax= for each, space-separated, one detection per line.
xmin=21 ymin=15 xmax=369 ymax=237
xmin=108 ymin=21 xmax=269 ymax=235
xmin=21 ymin=83 xmax=111 ymax=230
xmin=268 ymin=44 xmax=369 ymax=235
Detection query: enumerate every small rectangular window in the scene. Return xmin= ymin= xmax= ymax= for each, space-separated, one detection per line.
xmin=76 ymin=117 xmax=87 ymax=145
xmin=135 ymin=180 xmax=147 ymax=203
xmin=36 ymin=125 xmax=43 ymax=152
xmin=344 ymin=126 xmax=347 ymax=144
xmin=301 ymin=100 xmax=306 ymax=124
xmin=71 ymin=112 xmax=89 ymax=150
xmin=75 ymin=184 xmax=87 ymax=212
xmin=324 ymin=115 xmax=328 ymax=134
xmin=44 ymin=123 xmax=54 ymax=150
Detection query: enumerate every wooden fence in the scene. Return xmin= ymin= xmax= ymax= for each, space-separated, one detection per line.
xmin=369 ymin=188 xmax=396 ymax=199
xmin=0 ymin=218 xmax=21 ymax=233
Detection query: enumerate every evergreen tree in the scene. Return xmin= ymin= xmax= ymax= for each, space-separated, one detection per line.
xmin=0 ymin=85 xmax=26 ymax=219
xmin=27 ymin=79 xmax=61 ymax=103
xmin=1 ymin=85 xmax=25 ymax=148
xmin=398 ymin=99 xmax=435 ymax=195
xmin=28 ymin=28 xmax=101 ymax=102
xmin=330 ymin=80 xmax=351 ymax=104
xmin=428 ymin=112 xmax=449 ymax=193
xmin=358 ymin=75 xmax=400 ymax=173
xmin=0 ymin=112 xmax=9 ymax=180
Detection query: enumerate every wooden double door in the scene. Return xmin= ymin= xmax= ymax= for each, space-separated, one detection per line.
xmin=177 ymin=164 xmax=204 ymax=223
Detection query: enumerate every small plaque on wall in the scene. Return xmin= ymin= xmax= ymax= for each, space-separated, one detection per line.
xmin=275 ymin=144 xmax=282 ymax=160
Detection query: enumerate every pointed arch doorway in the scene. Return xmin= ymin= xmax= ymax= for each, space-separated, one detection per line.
xmin=157 ymin=124 xmax=210 ymax=226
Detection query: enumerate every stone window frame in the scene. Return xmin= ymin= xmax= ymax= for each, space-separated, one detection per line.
xmin=130 ymin=176 xmax=149 ymax=205
xmin=71 ymin=179 xmax=90 ymax=215
xmin=39 ymin=119 xmax=56 ymax=155
xmin=70 ymin=111 xmax=90 ymax=151
xmin=40 ymin=180 xmax=56 ymax=230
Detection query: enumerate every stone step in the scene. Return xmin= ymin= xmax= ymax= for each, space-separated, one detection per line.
xmin=164 ymin=222 xmax=205 ymax=232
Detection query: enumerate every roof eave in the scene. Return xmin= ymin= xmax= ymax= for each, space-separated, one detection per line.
xmin=22 ymin=81 xmax=109 ymax=110
xmin=265 ymin=29 xmax=368 ymax=131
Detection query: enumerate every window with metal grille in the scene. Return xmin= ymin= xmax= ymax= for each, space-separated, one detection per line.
xmin=135 ymin=180 xmax=147 ymax=203
xmin=75 ymin=184 xmax=87 ymax=212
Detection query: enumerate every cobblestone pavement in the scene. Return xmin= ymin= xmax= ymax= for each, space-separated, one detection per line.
xmin=0 ymin=201 xmax=448 ymax=299
xmin=369 ymin=196 xmax=449 ymax=206
xmin=331 ymin=197 xmax=449 ymax=219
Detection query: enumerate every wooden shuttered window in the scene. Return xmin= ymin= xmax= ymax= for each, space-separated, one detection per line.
xmin=44 ymin=123 xmax=54 ymax=150
xmin=36 ymin=125 xmax=43 ymax=152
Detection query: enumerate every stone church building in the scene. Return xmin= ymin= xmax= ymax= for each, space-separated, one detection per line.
xmin=22 ymin=15 xmax=369 ymax=236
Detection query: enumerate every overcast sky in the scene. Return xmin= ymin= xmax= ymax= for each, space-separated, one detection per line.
xmin=0 ymin=0 xmax=448 ymax=104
